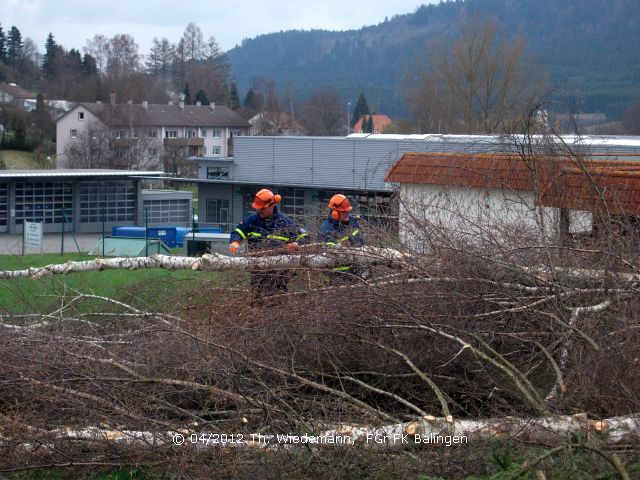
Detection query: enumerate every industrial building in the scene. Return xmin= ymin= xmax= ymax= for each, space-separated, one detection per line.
xmin=0 ymin=169 xmax=192 ymax=234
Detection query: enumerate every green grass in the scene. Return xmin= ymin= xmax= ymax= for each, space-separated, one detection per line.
xmin=0 ymin=149 xmax=41 ymax=169
xmin=0 ymin=252 xmax=219 ymax=315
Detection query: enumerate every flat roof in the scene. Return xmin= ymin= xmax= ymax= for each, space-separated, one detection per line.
xmin=146 ymin=176 xmax=393 ymax=192
xmin=0 ymin=169 xmax=165 ymax=179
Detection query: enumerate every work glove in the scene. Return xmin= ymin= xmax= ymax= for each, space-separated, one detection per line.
xmin=285 ymin=242 xmax=299 ymax=252
xmin=229 ymin=241 xmax=241 ymax=254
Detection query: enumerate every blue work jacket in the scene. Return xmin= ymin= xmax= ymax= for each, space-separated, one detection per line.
xmin=230 ymin=206 xmax=309 ymax=250
xmin=318 ymin=215 xmax=364 ymax=247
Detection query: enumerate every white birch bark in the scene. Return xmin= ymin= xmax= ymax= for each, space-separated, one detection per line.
xmin=0 ymin=247 xmax=408 ymax=280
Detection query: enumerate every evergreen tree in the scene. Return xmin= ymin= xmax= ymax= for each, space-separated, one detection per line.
xmin=243 ymin=88 xmax=257 ymax=109
xmin=183 ymin=82 xmax=191 ymax=104
xmin=0 ymin=24 xmax=7 ymax=64
xmin=7 ymin=26 xmax=23 ymax=65
xmin=351 ymin=93 xmax=370 ymax=127
xmin=42 ymin=33 xmax=58 ymax=79
xmin=81 ymin=53 xmax=98 ymax=76
xmin=229 ymin=82 xmax=240 ymax=110
xmin=194 ymin=89 xmax=209 ymax=105
xmin=67 ymin=49 xmax=83 ymax=73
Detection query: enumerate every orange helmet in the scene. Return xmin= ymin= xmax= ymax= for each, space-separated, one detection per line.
xmin=329 ymin=194 xmax=352 ymax=212
xmin=252 ymin=188 xmax=281 ymax=209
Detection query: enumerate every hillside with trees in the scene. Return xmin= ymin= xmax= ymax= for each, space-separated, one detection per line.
xmin=227 ymin=0 xmax=640 ymax=119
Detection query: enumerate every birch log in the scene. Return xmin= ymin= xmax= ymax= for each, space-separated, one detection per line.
xmin=0 ymin=246 xmax=409 ymax=280
xmin=5 ymin=414 xmax=638 ymax=453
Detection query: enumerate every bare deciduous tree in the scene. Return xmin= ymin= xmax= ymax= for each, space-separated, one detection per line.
xmin=406 ymin=16 xmax=549 ymax=134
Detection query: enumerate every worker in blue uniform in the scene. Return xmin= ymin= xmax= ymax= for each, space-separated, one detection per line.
xmin=229 ymin=188 xmax=309 ymax=297
xmin=318 ymin=194 xmax=364 ymax=282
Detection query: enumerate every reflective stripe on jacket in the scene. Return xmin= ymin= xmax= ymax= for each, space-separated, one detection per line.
xmin=230 ymin=206 xmax=309 ymax=250
xmin=317 ymin=215 xmax=364 ymax=247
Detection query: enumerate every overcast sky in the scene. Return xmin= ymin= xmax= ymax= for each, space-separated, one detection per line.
xmin=4 ymin=0 xmax=436 ymax=56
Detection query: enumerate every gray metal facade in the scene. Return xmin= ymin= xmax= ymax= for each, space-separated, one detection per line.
xmin=0 ymin=170 xmax=164 ymax=234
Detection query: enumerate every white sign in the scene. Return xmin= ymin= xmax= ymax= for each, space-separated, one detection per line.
xmin=24 ymin=221 xmax=43 ymax=248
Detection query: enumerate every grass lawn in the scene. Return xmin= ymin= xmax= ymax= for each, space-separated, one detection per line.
xmin=0 ymin=150 xmax=40 ymax=169
xmin=0 ymin=252 xmax=221 ymax=315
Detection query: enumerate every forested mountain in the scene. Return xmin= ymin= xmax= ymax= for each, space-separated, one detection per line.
xmin=227 ymin=0 xmax=640 ymax=119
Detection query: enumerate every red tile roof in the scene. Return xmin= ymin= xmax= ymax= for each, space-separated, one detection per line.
xmin=353 ymin=114 xmax=392 ymax=134
xmin=385 ymin=152 xmax=640 ymax=215
xmin=0 ymin=82 xmax=35 ymax=99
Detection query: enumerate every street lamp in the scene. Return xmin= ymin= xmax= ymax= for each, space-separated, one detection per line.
xmin=346 ymin=101 xmax=351 ymax=135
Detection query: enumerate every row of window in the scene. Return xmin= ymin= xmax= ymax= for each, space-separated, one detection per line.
xmin=79 ymin=181 xmax=136 ymax=223
xmin=71 ymin=127 xmax=244 ymax=140
xmin=0 ymin=183 xmax=7 ymax=226
xmin=165 ymin=128 xmax=222 ymax=139
xmin=144 ymin=200 xmax=191 ymax=223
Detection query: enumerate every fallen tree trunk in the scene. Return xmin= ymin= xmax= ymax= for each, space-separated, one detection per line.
xmin=0 ymin=246 xmax=408 ymax=280
xmin=4 ymin=413 xmax=638 ymax=453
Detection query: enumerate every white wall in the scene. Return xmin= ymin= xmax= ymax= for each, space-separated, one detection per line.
xmin=398 ymin=183 xmax=560 ymax=252
xmin=55 ymin=106 xmax=103 ymax=162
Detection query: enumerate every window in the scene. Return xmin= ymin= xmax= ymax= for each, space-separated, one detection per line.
xmin=79 ymin=180 xmax=136 ymax=223
xmin=70 ymin=129 xmax=78 ymax=139
xmin=78 ymin=111 xmax=84 ymax=120
xmin=165 ymin=130 xmax=178 ymax=138
xmin=149 ymin=148 xmax=157 ymax=156
xmin=211 ymin=128 xmax=221 ymax=138
xmin=206 ymin=167 xmax=229 ymax=179
xmin=230 ymin=129 xmax=243 ymax=137
xmin=14 ymin=181 xmax=74 ymax=225
xmin=206 ymin=199 xmax=230 ymax=229
xmin=278 ymin=187 xmax=305 ymax=217
xmin=133 ymin=129 xmax=139 ymax=139
xmin=199 ymin=127 xmax=207 ymax=138
xmin=212 ymin=146 xmax=221 ymax=156
xmin=143 ymin=199 xmax=190 ymax=225
xmin=186 ymin=129 xmax=197 ymax=139
xmin=90 ymin=129 xmax=97 ymax=139
xmin=114 ymin=129 xmax=125 ymax=139
xmin=148 ymin=129 xmax=157 ymax=138
xmin=0 ymin=183 xmax=8 ymax=227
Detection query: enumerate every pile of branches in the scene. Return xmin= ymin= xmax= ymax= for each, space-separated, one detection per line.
xmin=0 ymin=234 xmax=639 ymax=477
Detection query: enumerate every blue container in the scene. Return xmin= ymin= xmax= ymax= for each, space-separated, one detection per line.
xmin=112 ymin=226 xmax=145 ymax=238
xmin=175 ymin=227 xmax=190 ymax=248
xmin=147 ymin=227 xmax=178 ymax=248
xmin=111 ymin=226 xmax=180 ymax=248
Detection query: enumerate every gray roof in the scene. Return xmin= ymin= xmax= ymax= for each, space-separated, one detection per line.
xmin=0 ymin=169 xmax=165 ymax=179
xmin=68 ymin=102 xmax=250 ymax=128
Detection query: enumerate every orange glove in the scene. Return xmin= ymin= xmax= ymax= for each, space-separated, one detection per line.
xmin=229 ymin=241 xmax=241 ymax=254
xmin=285 ymin=242 xmax=299 ymax=251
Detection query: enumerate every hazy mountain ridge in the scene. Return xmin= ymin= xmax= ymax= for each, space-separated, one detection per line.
xmin=228 ymin=0 xmax=640 ymax=119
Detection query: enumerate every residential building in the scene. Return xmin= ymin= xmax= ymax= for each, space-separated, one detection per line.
xmin=55 ymin=99 xmax=250 ymax=172
xmin=249 ymin=111 xmax=307 ymax=136
xmin=0 ymin=169 xmax=195 ymax=234
xmin=385 ymin=136 xmax=640 ymax=252
xmin=353 ymin=114 xmax=392 ymax=134
xmin=0 ymin=82 xmax=36 ymax=110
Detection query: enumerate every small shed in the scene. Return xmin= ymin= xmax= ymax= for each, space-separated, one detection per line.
xmin=88 ymin=237 xmax=172 ymax=257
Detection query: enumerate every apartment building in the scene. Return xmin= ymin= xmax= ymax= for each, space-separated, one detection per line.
xmin=56 ymin=99 xmax=250 ymax=170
